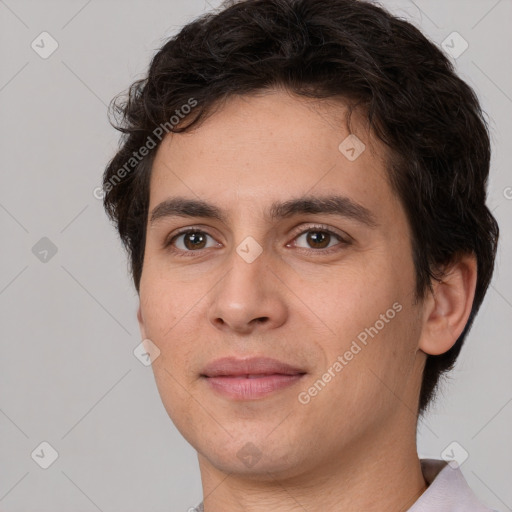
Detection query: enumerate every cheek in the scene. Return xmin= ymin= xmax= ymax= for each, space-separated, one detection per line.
xmin=139 ymin=284 xmax=201 ymax=421
xmin=314 ymin=249 xmax=418 ymax=381
xmin=139 ymin=266 xmax=202 ymax=341
xmin=138 ymin=285 xmax=203 ymax=402
xmin=300 ymin=301 xmax=421 ymax=438
xmin=320 ymin=264 xmax=404 ymax=341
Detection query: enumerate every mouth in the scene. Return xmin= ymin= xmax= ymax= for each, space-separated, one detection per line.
xmin=214 ymin=373 xmax=302 ymax=378
xmin=201 ymin=356 xmax=307 ymax=400
xmin=201 ymin=356 xmax=306 ymax=377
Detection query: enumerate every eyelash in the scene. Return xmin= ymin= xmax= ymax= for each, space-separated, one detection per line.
xmin=164 ymin=224 xmax=351 ymax=257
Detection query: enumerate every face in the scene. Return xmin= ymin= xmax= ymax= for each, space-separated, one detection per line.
xmin=137 ymin=89 xmax=427 ymax=480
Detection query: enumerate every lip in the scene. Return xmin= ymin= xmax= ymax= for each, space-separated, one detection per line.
xmin=201 ymin=356 xmax=307 ymax=400
xmin=201 ymin=356 xmax=305 ymax=377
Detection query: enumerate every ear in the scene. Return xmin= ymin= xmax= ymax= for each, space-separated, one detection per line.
xmin=137 ymin=303 xmax=147 ymax=340
xmin=419 ymin=253 xmax=478 ymax=356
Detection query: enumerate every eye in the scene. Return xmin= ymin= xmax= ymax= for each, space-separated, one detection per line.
xmin=166 ymin=229 xmax=219 ymax=253
xmin=289 ymin=225 xmax=349 ymax=253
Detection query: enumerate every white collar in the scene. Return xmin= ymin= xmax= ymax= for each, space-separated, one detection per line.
xmin=407 ymin=458 xmax=497 ymax=511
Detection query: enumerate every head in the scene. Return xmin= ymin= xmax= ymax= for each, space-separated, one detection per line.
xmin=102 ymin=0 xmax=498 ymax=477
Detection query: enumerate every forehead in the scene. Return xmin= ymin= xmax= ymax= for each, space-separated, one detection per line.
xmin=148 ymin=89 xmax=396 ymax=224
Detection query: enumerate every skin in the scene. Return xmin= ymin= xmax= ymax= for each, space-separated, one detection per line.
xmin=137 ymin=88 xmax=477 ymax=511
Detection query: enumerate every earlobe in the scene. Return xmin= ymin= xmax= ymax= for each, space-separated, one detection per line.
xmin=419 ymin=253 xmax=478 ymax=356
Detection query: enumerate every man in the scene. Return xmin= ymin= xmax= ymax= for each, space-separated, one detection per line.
xmin=102 ymin=0 xmax=500 ymax=510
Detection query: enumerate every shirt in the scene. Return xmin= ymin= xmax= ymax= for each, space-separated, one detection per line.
xmin=189 ymin=458 xmax=499 ymax=511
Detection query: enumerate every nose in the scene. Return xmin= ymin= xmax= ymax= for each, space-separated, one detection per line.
xmin=207 ymin=248 xmax=288 ymax=335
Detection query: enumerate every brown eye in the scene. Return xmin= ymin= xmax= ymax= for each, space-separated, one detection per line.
xmin=293 ymin=228 xmax=346 ymax=251
xmin=304 ymin=230 xmax=331 ymax=249
xmin=182 ymin=231 xmax=207 ymax=250
xmin=168 ymin=230 xmax=217 ymax=252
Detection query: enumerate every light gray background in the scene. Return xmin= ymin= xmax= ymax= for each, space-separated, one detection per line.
xmin=0 ymin=0 xmax=511 ymax=510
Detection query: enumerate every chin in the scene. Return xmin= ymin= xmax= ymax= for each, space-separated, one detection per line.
xmin=199 ymin=437 xmax=310 ymax=481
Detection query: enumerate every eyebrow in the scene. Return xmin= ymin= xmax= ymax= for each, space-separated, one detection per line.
xmin=149 ymin=194 xmax=378 ymax=228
